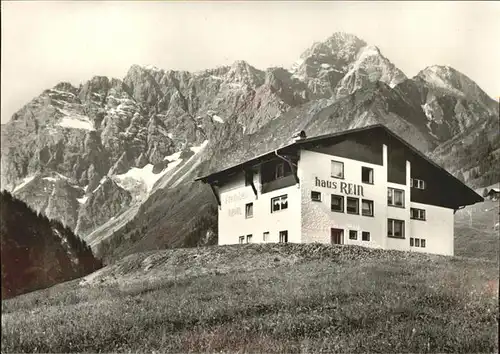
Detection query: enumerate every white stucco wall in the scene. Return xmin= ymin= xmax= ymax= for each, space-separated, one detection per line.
xmin=409 ymin=201 xmax=454 ymax=256
xmin=385 ymin=161 xmax=412 ymax=252
xmin=214 ymin=143 xmax=455 ymax=256
xmin=218 ymin=169 xmax=301 ymax=245
xmin=299 ymin=148 xmax=387 ymax=249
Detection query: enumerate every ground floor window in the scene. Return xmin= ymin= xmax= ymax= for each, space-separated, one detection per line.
xmin=263 ymin=231 xmax=269 ymax=242
xmin=246 ymin=234 xmax=252 ymax=243
xmin=239 ymin=236 xmax=245 ymax=244
xmin=362 ymin=231 xmax=370 ymax=241
xmin=349 ymin=230 xmax=358 ymax=240
xmin=362 ymin=199 xmax=374 ymax=216
xmin=388 ymin=219 xmax=405 ymax=238
xmin=311 ymin=191 xmax=321 ymax=202
xmin=410 ymin=238 xmax=426 ymax=248
xmin=279 ymin=230 xmax=288 ymax=243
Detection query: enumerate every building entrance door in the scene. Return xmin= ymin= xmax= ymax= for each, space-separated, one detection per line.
xmin=331 ymin=228 xmax=344 ymax=245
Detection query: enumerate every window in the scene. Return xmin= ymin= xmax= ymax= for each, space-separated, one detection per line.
xmin=263 ymin=232 xmax=269 ymax=242
xmin=279 ymin=230 xmax=288 ymax=243
xmin=410 ymin=238 xmax=414 ymax=247
xmin=414 ymin=238 xmax=420 ymax=247
xmin=239 ymin=236 xmax=245 ymax=244
xmin=346 ymin=197 xmax=359 ymax=214
xmin=349 ymin=230 xmax=358 ymax=240
xmin=362 ymin=167 xmax=374 ymax=184
xmin=311 ymin=191 xmax=321 ymax=202
xmin=331 ymin=160 xmax=344 ymax=179
xmin=388 ymin=219 xmax=405 ymax=238
xmin=410 ymin=208 xmax=426 ymax=221
xmin=421 ymin=239 xmax=426 ymax=248
xmin=271 ymin=195 xmax=288 ymax=213
xmin=388 ymin=188 xmax=405 ymax=207
xmin=331 ymin=194 xmax=344 ymax=212
xmin=362 ymin=199 xmax=374 ymax=216
xmin=245 ymin=203 xmax=253 ymax=218
xmin=275 ymin=163 xmax=285 ymax=179
xmin=246 ymin=234 xmax=252 ymax=243
xmin=362 ymin=232 xmax=370 ymax=241
xmin=412 ymin=178 xmax=425 ymax=190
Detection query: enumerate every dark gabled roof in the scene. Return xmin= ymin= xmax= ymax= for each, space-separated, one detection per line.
xmin=195 ymin=124 xmax=483 ymax=206
xmin=194 ymin=124 xmax=382 ymax=183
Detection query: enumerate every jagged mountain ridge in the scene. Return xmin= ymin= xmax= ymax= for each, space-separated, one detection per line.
xmin=1 ymin=32 xmax=497 ymax=256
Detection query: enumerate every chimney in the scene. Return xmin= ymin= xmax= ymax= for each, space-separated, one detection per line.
xmin=290 ymin=130 xmax=307 ymax=143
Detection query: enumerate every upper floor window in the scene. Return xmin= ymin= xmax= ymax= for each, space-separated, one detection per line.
xmin=410 ymin=208 xmax=426 ymax=221
xmin=411 ymin=178 xmax=425 ymax=190
xmin=362 ymin=167 xmax=374 ymax=184
xmin=388 ymin=188 xmax=404 ymax=207
xmin=331 ymin=194 xmax=344 ymax=212
xmin=271 ymin=195 xmax=288 ymax=213
xmin=331 ymin=160 xmax=344 ymax=179
xmin=245 ymin=203 xmax=253 ymax=218
xmin=388 ymin=219 xmax=405 ymax=238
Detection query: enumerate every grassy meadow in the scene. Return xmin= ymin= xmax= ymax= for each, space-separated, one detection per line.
xmin=1 ymin=243 xmax=498 ymax=353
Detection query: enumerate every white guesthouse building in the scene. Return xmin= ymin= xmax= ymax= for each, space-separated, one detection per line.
xmin=195 ymin=125 xmax=483 ymax=256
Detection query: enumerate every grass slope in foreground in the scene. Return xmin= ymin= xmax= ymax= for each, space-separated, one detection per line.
xmin=2 ymin=244 xmax=499 ymax=353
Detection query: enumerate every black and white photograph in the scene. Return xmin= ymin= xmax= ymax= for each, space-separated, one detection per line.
xmin=1 ymin=1 xmax=499 ymax=352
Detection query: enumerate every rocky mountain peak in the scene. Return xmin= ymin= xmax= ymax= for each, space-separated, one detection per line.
xmin=225 ymin=60 xmax=264 ymax=87
xmin=415 ymin=65 xmax=495 ymax=105
xmin=289 ymin=33 xmax=406 ymax=99
xmin=291 ymin=32 xmax=367 ymax=75
xmin=53 ymin=82 xmax=78 ymax=94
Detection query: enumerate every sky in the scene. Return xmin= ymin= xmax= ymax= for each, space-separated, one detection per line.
xmin=1 ymin=1 xmax=499 ymax=123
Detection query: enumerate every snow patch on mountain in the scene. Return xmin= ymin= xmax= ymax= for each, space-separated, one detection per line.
xmin=12 ymin=175 xmax=35 ymax=193
xmin=115 ymin=165 xmax=166 ymax=193
xmin=58 ymin=116 xmax=95 ymax=131
xmin=212 ymin=115 xmax=224 ymax=124
xmin=114 ymin=152 xmax=185 ymax=196
xmin=163 ymin=151 xmax=182 ymax=162
xmin=190 ymin=140 xmax=209 ymax=154
xmin=77 ymin=195 xmax=88 ymax=204
xmin=171 ymin=144 xmax=209 ymax=188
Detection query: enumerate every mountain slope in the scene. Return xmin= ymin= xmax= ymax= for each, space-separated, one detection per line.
xmin=1 ymin=244 xmax=498 ymax=353
xmin=0 ymin=191 xmax=102 ymax=299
